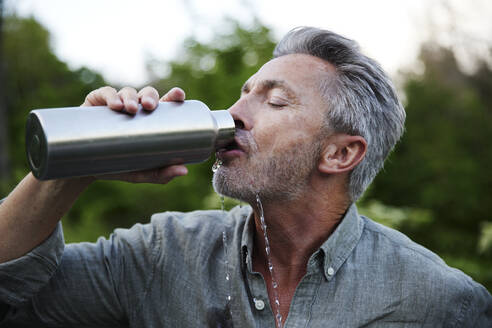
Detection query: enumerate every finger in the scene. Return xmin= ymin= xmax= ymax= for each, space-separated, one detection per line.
xmin=160 ymin=87 xmax=186 ymax=102
xmin=98 ymin=165 xmax=188 ymax=184
xmin=137 ymin=86 xmax=159 ymax=111
xmin=135 ymin=165 xmax=188 ymax=184
xmin=81 ymin=86 xmax=123 ymax=109
xmin=152 ymin=165 xmax=188 ymax=184
xmin=117 ymin=87 xmax=139 ymax=114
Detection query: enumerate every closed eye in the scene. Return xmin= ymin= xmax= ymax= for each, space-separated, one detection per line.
xmin=268 ymin=102 xmax=286 ymax=108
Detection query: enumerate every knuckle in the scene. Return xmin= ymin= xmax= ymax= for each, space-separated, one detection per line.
xmin=101 ymin=86 xmax=117 ymax=93
xmin=84 ymin=89 xmax=98 ymax=102
xmin=138 ymin=86 xmax=158 ymax=97
xmin=118 ymin=86 xmax=136 ymax=95
xmin=140 ymin=85 xmax=153 ymax=92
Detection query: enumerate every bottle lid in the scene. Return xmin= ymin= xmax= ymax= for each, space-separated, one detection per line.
xmin=212 ymin=110 xmax=235 ymax=149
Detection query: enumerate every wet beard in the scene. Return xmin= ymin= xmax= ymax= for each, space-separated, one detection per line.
xmin=212 ymin=137 xmax=322 ymax=204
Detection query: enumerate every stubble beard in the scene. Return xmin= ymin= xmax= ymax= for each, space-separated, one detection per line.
xmin=212 ymin=137 xmax=323 ymax=204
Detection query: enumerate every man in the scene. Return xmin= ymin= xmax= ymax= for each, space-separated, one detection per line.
xmin=0 ymin=27 xmax=490 ymax=327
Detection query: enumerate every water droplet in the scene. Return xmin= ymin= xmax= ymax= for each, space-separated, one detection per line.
xmin=222 ymin=230 xmax=232 ymax=311
xmin=276 ymin=314 xmax=283 ymax=328
xmin=220 ymin=195 xmax=225 ymax=212
xmin=256 ymin=194 xmax=262 ymax=211
xmin=212 ymin=159 xmax=223 ymax=172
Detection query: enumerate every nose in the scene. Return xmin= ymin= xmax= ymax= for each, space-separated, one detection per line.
xmin=227 ymin=98 xmax=252 ymax=131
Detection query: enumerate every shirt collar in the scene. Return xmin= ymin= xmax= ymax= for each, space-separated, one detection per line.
xmin=318 ymin=203 xmax=364 ymax=280
xmin=239 ymin=203 xmax=364 ymax=280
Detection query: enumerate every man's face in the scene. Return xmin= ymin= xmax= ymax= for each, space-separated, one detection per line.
xmin=213 ymin=54 xmax=335 ymax=203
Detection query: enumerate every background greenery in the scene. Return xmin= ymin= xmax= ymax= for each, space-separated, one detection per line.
xmin=1 ymin=15 xmax=491 ymax=291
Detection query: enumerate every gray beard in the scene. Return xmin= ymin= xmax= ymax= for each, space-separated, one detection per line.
xmin=212 ymin=137 xmax=322 ymax=204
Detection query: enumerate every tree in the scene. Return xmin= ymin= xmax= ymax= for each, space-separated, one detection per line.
xmin=0 ymin=0 xmax=9 ymax=185
xmin=1 ymin=15 xmax=105 ymax=187
xmin=366 ymin=43 xmax=492 ymax=289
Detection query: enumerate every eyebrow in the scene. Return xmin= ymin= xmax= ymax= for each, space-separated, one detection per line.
xmin=241 ymin=79 xmax=298 ymax=102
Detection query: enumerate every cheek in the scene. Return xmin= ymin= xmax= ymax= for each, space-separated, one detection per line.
xmin=254 ymin=113 xmax=320 ymax=152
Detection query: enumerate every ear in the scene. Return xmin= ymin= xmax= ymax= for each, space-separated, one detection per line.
xmin=318 ymin=134 xmax=367 ymax=174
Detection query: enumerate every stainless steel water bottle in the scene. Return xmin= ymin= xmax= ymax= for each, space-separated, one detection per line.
xmin=25 ymin=100 xmax=235 ymax=180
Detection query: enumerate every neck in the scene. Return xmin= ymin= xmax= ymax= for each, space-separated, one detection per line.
xmin=249 ymin=177 xmax=351 ymax=322
xmin=252 ymin=172 xmax=350 ymax=262
xmin=252 ymin=186 xmax=349 ymax=270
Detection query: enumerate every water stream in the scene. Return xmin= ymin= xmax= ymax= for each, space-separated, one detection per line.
xmin=212 ymin=159 xmax=233 ymax=322
xmin=212 ymin=159 xmax=282 ymax=328
xmin=221 ymin=196 xmax=233 ymax=304
xmin=256 ymin=194 xmax=283 ymax=328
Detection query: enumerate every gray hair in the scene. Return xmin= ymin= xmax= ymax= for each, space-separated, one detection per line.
xmin=274 ymin=27 xmax=406 ymax=201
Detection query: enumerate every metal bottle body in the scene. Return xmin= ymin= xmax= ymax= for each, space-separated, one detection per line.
xmin=26 ymin=100 xmax=235 ymax=180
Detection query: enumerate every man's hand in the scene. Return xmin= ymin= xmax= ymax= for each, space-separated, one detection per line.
xmin=0 ymin=86 xmax=190 ymax=262
xmin=82 ymin=86 xmax=189 ymax=184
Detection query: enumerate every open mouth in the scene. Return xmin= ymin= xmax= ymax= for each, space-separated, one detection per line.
xmin=217 ymin=138 xmax=245 ymax=158
xmin=223 ymin=139 xmax=241 ymax=151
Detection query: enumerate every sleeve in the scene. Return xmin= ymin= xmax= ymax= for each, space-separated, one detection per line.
xmin=0 ymin=223 xmax=65 ymax=307
xmin=0 ymin=220 xmax=160 ymax=328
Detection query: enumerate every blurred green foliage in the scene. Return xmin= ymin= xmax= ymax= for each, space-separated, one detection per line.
xmin=1 ymin=15 xmax=490 ymax=290
xmin=366 ymin=44 xmax=492 ymax=288
xmin=1 ymin=16 xmax=105 ymax=183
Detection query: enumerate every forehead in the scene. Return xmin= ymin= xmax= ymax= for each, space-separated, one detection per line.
xmin=250 ymin=53 xmax=335 ymax=91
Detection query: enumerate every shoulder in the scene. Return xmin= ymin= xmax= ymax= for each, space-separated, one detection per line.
xmin=358 ymin=216 xmax=492 ymax=326
xmin=144 ymin=205 xmax=252 ymax=255
xmin=149 ymin=205 xmax=250 ymax=237
xmin=360 ymin=216 xmax=446 ymax=266
xmin=359 ymin=216 xmax=476 ymax=285
xmin=109 ymin=205 xmax=250 ymax=259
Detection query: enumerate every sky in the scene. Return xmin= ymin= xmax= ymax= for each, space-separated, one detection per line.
xmin=4 ymin=0 xmax=492 ymax=86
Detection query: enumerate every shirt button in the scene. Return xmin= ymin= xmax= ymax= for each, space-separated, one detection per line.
xmin=254 ymin=298 xmax=265 ymax=311
xmin=327 ymin=267 xmax=335 ymax=276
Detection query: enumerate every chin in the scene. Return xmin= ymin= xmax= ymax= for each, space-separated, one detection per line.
xmin=212 ymin=167 xmax=306 ymax=205
xmin=212 ymin=168 xmax=257 ymax=204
